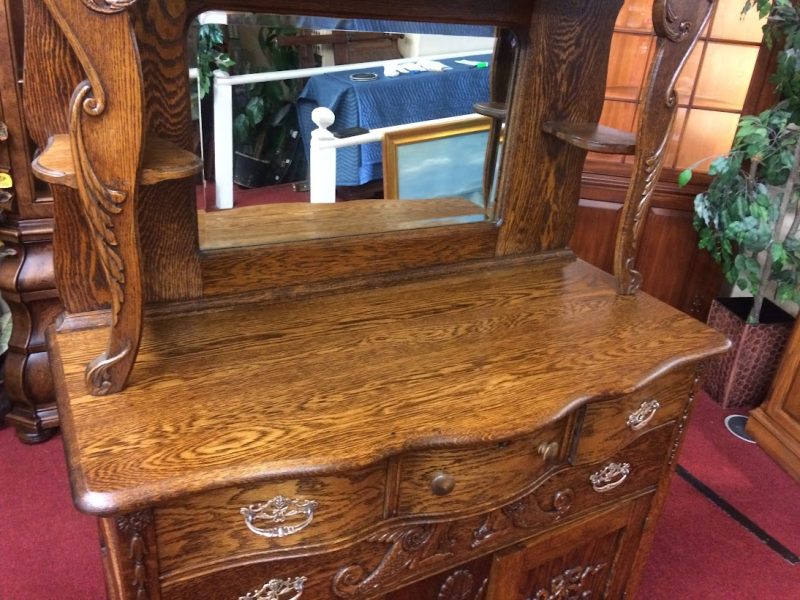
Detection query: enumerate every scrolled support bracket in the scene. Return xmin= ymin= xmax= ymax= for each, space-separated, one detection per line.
xmin=614 ymin=0 xmax=715 ymax=295
xmin=42 ymin=0 xmax=144 ymax=395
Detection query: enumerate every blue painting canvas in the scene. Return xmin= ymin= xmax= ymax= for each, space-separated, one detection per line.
xmin=395 ymin=130 xmax=489 ymax=206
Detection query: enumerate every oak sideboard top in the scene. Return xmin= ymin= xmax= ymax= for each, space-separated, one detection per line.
xmin=50 ymin=254 xmax=729 ymax=515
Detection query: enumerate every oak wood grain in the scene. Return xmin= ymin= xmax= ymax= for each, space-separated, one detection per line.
xmin=50 ymin=256 xmax=728 ymax=515
xmin=495 ymin=0 xmax=624 ymax=255
xmin=198 ymin=198 xmax=487 ymax=250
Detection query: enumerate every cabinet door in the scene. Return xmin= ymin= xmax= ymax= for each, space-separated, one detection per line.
xmin=486 ymin=495 xmax=652 ymax=600
xmin=384 ymin=557 xmax=492 ymax=600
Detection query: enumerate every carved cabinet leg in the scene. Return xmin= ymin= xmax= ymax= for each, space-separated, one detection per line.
xmin=0 ymin=218 xmax=61 ymax=443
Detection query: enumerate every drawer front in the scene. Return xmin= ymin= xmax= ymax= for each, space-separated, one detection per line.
xmin=155 ymin=463 xmax=386 ymax=577
xmin=574 ymin=365 xmax=694 ymax=464
xmin=161 ymin=425 xmax=675 ymax=600
xmin=507 ymin=422 xmax=675 ymax=531
xmin=396 ymin=417 xmax=570 ymax=517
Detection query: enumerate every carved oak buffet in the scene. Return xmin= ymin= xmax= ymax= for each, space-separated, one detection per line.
xmin=26 ymin=0 xmax=729 ymax=599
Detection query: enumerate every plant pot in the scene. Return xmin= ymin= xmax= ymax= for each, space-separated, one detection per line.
xmin=703 ymin=297 xmax=794 ymax=409
xmin=233 ymin=151 xmax=271 ymax=189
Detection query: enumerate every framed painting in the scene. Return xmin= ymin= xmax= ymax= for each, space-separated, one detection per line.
xmin=382 ymin=115 xmax=492 ymax=208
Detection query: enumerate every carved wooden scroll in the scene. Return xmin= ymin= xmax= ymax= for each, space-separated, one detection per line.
xmin=614 ymin=0 xmax=715 ymax=294
xmin=41 ymin=0 xmax=144 ymax=394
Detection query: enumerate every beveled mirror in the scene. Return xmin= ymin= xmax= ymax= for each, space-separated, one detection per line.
xmin=187 ymin=13 xmax=516 ymax=250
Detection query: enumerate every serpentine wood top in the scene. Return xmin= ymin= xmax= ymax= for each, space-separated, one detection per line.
xmin=51 ymin=256 xmax=729 ymax=515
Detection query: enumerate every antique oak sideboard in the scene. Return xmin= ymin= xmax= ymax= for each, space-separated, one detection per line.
xmin=25 ymin=0 xmax=728 ymax=598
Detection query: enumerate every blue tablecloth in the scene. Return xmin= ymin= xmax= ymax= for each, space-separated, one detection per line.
xmin=297 ymin=55 xmax=491 ymax=186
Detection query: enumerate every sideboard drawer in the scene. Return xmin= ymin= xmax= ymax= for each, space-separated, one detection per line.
xmin=573 ymin=366 xmax=694 ymax=464
xmin=155 ymin=463 xmax=387 ymax=577
xmin=396 ymin=418 xmax=570 ymax=517
xmin=506 ymin=422 xmax=676 ymax=530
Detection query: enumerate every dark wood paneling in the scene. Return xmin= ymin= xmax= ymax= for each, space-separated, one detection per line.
xmin=572 ymin=171 xmax=724 ymax=320
xmin=570 ymin=199 xmax=622 ymax=274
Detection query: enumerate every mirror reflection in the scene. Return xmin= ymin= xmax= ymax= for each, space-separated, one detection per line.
xmin=188 ymin=13 xmax=514 ymax=250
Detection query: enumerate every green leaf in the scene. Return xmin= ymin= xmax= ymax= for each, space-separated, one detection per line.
xmin=678 ymin=169 xmax=693 ymax=188
xmin=772 ymin=243 xmax=788 ymax=264
xmin=245 ymin=96 xmax=265 ymax=126
xmin=232 ymin=114 xmax=250 ymax=145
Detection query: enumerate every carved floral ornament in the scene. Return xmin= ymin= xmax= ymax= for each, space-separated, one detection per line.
xmin=438 ymin=569 xmax=488 ymax=600
xmin=528 ymin=564 xmax=606 ymax=600
xmin=656 ymin=0 xmax=693 ymax=42
xmin=116 ymin=512 xmax=154 ymax=600
xmin=82 ymin=0 xmax=139 ymax=13
xmin=240 ymin=577 xmax=307 ymax=600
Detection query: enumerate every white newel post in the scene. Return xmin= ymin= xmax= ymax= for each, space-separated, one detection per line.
xmin=213 ymin=70 xmax=234 ymax=210
xmin=310 ymin=107 xmax=337 ymax=203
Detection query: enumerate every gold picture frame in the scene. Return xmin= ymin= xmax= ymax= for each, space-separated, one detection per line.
xmin=382 ymin=114 xmax=492 ymax=201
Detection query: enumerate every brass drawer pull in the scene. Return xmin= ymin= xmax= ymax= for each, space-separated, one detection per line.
xmin=430 ymin=471 xmax=456 ymax=496
xmin=590 ymin=462 xmax=631 ymax=493
xmin=626 ymin=399 xmax=660 ymax=431
xmin=537 ymin=441 xmax=560 ymax=462
xmin=240 ymin=576 xmax=307 ymax=600
xmin=240 ymin=496 xmax=318 ymax=538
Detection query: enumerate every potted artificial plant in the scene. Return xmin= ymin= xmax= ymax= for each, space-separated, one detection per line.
xmin=196 ymin=22 xmax=306 ymax=188
xmin=229 ymin=23 xmax=305 ymax=188
xmin=682 ymin=0 xmax=800 ymax=408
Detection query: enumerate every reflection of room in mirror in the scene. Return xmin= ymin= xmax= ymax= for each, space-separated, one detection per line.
xmin=187 ymin=12 xmax=514 ymax=250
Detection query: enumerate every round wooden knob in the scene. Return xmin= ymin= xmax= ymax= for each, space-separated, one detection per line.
xmin=430 ymin=472 xmax=456 ymax=496
xmin=537 ymin=441 xmax=559 ymax=462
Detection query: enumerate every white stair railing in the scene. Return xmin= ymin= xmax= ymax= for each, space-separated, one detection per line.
xmin=308 ymin=109 xmax=485 ymax=203
xmin=209 ymin=49 xmax=493 ymax=209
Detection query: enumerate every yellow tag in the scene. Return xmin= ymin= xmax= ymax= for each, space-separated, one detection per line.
xmin=0 ymin=173 xmax=12 ymax=189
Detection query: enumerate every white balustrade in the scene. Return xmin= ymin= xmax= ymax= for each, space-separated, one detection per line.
xmin=207 ymin=50 xmax=493 ymax=209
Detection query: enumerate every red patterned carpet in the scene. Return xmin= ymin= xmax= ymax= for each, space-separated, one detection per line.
xmin=0 ymin=392 xmax=797 ymax=599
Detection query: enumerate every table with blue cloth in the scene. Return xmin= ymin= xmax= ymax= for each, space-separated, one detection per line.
xmin=297 ymin=54 xmax=491 ymax=187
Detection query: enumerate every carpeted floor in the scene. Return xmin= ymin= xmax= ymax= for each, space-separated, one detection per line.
xmin=0 ymin=392 xmax=797 ymax=599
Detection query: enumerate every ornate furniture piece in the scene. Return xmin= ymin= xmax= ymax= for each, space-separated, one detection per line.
xmin=748 ymin=318 xmax=800 ymax=482
xmin=0 ymin=0 xmax=61 ymax=442
xmin=26 ymin=0 xmax=729 ymax=598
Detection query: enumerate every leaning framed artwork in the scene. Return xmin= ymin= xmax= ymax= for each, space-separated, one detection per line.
xmin=382 ymin=115 xmax=492 ymax=207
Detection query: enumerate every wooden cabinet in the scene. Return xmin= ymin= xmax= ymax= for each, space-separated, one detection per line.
xmin=747 ymin=319 xmax=800 ymax=482
xmin=23 ymin=0 xmax=729 ymax=598
xmin=0 ymin=0 xmax=60 ymax=443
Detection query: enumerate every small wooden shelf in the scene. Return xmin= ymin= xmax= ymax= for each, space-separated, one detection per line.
xmin=542 ymin=121 xmax=637 ymax=155
xmin=32 ymin=134 xmax=202 ymax=188
xmin=473 ymin=101 xmax=508 ymax=120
